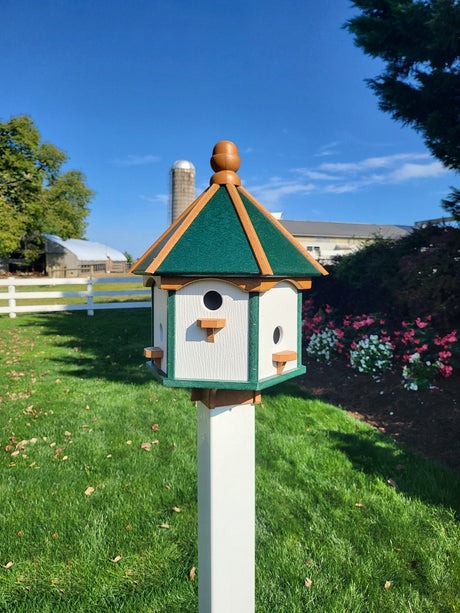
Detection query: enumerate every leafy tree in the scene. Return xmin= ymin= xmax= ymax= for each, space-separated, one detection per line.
xmin=0 ymin=115 xmax=94 ymax=262
xmin=345 ymin=0 xmax=460 ymax=217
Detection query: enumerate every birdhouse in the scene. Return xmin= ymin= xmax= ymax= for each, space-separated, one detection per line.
xmin=131 ymin=141 xmax=327 ymax=406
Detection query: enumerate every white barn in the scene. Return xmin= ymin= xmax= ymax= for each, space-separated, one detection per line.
xmin=44 ymin=234 xmax=127 ymax=277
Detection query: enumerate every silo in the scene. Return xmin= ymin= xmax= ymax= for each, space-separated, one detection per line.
xmin=169 ymin=160 xmax=196 ymax=224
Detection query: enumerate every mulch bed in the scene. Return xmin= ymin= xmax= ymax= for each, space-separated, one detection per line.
xmin=297 ymin=355 xmax=460 ymax=474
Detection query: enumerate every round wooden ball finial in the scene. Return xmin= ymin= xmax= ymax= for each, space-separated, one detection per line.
xmin=210 ymin=140 xmax=241 ymax=185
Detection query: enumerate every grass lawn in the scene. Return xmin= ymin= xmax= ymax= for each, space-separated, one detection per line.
xmin=0 ymin=310 xmax=458 ymax=612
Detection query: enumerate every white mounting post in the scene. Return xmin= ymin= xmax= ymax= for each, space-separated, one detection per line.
xmin=86 ymin=278 xmax=94 ymax=316
xmin=197 ymin=400 xmax=255 ymax=613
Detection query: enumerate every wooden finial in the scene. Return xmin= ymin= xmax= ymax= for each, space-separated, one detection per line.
xmin=210 ymin=140 xmax=241 ymax=185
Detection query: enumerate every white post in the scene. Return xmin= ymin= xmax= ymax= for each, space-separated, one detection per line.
xmin=8 ymin=279 xmax=17 ymax=319
xmin=87 ymin=278 xmax=94 ymax=316
xmin=197 ymin=400 xmax=255 ymax=613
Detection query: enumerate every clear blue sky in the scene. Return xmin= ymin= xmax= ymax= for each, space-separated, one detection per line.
xmin=2 ymin=0 xmax=456 ymax=258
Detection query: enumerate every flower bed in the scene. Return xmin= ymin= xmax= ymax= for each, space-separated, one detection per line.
xmin=303 ymin=299 xmax=458 ymax=391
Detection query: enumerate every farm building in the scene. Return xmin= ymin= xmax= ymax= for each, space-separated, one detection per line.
xmin=279 ymin=219 xmax=413 ymax=264
xmin=43 ymin=234 xmax=128 ymax=277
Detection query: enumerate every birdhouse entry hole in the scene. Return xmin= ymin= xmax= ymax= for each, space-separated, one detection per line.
xmin=203 ymin=290 xmax=223 ymax=311
xmin=273 ymin=326 xmax=283 ymax=345
xmin=158 ymin=324 xmax=164 ymax=342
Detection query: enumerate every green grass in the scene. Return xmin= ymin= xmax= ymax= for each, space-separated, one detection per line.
xmin=0 ymin=311 xmax=458 ymax=612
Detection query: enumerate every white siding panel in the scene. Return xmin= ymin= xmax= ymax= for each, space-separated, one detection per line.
xmin=174 ymin=280 xmax=248 ymax=382
xmin=258 ymin=281 xmax=298 ymax=380
xmin=153 ymin=285 xmax=168 ymax=373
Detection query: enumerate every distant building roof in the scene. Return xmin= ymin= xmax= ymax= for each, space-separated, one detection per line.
xmin=279 ymin=220 xmax=413 ymax=240
xmin=43 ymin=235 xmax=127 ymax=262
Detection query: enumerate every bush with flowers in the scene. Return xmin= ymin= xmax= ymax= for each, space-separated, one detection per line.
xmin=349 ymin=335 xmax=393 ymax=374
xmin=302 ymin=299 xmax=458 ymax=391
xmin=306 ymin=328 xmax=339 ymax=363
xmin=402 ymin=353 xmax=441 ymax=391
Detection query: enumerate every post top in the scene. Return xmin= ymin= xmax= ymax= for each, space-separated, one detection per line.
xmin=210 ymin=140 xmax=241 ymax=186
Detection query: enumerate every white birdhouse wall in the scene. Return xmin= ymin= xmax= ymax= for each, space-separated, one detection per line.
xmin=174 ymin=280 xmax=249 ymax=382
xmin=258 ymin=281 xmax=299 ymax=380
xmin=153 ymin=284 xmax=168 ymax=372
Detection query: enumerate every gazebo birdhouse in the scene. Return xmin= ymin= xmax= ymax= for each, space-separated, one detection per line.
xmin=131 ymin=141 xmax=327 ymax=405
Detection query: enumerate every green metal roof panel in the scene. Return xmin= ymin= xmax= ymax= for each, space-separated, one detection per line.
xmin=156 ymin=186 xmax=260 ymax=275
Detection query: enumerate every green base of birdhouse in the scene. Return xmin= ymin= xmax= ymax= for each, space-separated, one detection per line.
xmin=145 ymin=361 xmax=306 ymax=391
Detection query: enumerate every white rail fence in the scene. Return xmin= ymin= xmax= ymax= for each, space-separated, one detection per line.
xmin=0 ymin=276 xmax=150 ymax=318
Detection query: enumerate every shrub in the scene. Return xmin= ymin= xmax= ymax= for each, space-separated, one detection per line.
xmin=349 ymin=335 xmax=393 ymax=374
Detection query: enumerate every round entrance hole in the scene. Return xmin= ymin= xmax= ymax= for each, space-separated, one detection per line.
xmin=203 ymin=290 xmax=223 ymax=311
xmin=273 ymin=326 xmax=283 ymax=344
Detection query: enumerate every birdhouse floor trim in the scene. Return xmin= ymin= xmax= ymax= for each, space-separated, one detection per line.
xmin=145 ymin=361 xmax=306 ymax=390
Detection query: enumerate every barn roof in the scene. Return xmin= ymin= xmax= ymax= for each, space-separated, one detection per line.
xmin=131 ymin=141 xmax=327 ymax=279
xmin=280 ymin=219 xmax=413 ymax=240
xmin=44 ymin=235 xmax=127 ymax=262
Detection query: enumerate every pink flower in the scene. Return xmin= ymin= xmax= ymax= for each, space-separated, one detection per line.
xmin=415 ymin=317 xmax=428 ymax=329
xmin=325 ymin=304 xmax=333 ymax=314
xmin=335 ymin=329 xmax=345 ymax=339
xmin=438 ymin=350 xmax=452 ymax=360
xmin=439 ymin=363 xmax=453 ymax=378
xmin=419 ymin=344 xmax=428 ymax=352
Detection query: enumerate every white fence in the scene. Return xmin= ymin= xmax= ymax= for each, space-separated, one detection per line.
xmin=0 ymin=276 xmax=150 ymax=318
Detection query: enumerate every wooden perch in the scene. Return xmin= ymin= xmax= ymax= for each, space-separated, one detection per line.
xmin=272 ymin=350 xmax=297 ymax=375
xmin=144 ymin=346 xmax=164 ymax=369
xmin=197 ymin=318 xmax=226 ymax=343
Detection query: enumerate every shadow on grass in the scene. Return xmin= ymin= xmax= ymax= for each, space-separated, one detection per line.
xmin=266 ymin=381 xmax=460 ymax=514
xmin=21 ymin=309 xmax=152 ymax=385
xmin=20 ymin=312 xmax=460 ymax=512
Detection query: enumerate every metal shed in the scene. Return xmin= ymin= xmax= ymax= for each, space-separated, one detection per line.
xmin=44 ymin=234 xmax=127 ymax=277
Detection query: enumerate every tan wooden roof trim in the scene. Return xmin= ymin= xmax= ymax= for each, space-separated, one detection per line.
xmin=129 ymin=192 xmax=204 ymax=274
xmin=226 ymin=183 xmax=273 ymax=275
xmin=159 ymin=276 xmax=311 ymax=292
xmin=144 ymin=182 xmax=220 ymax=274
xmin=237 ymin=185 xmax=329 ymax=276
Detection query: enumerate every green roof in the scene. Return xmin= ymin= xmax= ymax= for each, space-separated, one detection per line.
xmin=131 ymin=142 xmax=327 ymax=279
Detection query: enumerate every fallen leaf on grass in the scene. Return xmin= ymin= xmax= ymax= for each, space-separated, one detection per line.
xmin=152 ymin=423 xmax=159 ymax=431
xmin=17 ymin=531 xmax=24 ymax=537
xmin=52 ymin=533 xmax=58 ymax=539
xmin=305 ymin=577 xmax=312 ymax=587
xmin=158 ymin=524 xmax=170 ymax=529
xmin=10 ymin=450 xmax=20 ymax=457
xmin=64 ymin=431 xmax=71 ymax=437
xmin=126 ymin=440 xmax=132 ymax=445
xmin=84 ymin=487 xmax=95 ymax=496
xmin=2 ymin=561 xmax=14 ymax=569
xmin=384 ymin=581 xmax=391 ymax=589
xmin=110 ymin=555 xmax=122 ymax=563
xmin=53 ymin=447 xmax=65 ymax=459
xmin=355 ymin=503 xmax=364 ymax=508
xmin=172 ymin=507 xmax=181 ymax=513
xmin=140 ymin=442 xmax=151 ymax=452
xmin=163 ymin=484 xmax=170 ymax=490
xmin=189 ymin=567 xmax=196 ymax=581
xmin=306 ymin=559 xmax=312 ymax=567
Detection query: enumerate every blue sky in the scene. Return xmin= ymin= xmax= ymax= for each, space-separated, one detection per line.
xmin=2 ymin=0 xmax=456 ymax=258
